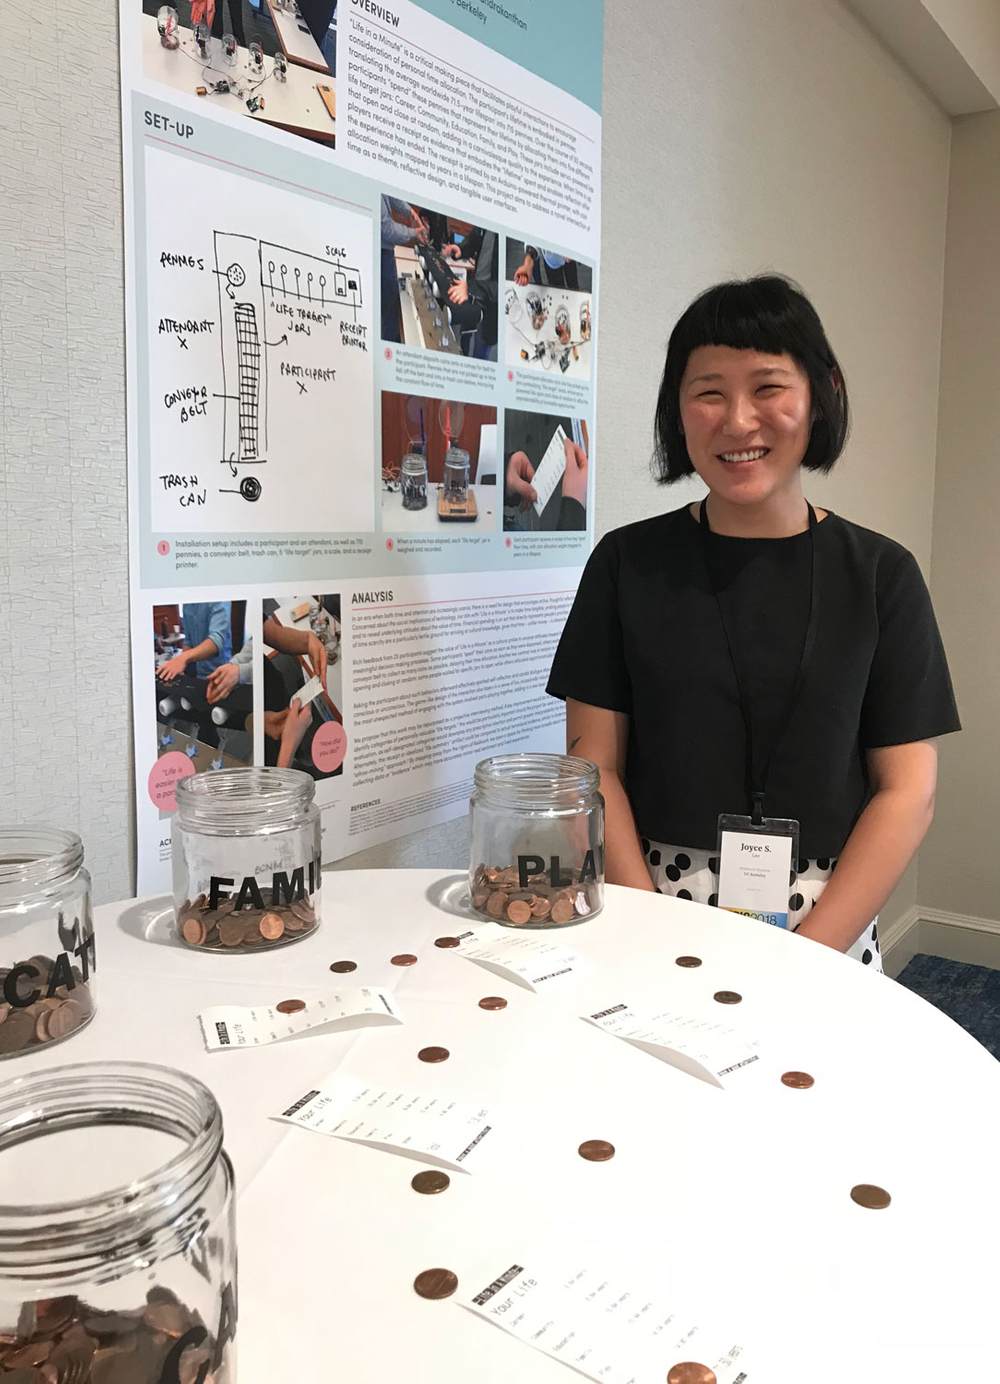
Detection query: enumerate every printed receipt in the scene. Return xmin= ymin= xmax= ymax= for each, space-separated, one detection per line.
xmin=531 ymin=424 xmax=569 ymax=515
xmin=273 ymin=1075 xmax=493 ymax=1171
xmin=198 ymin=988 xmax=402 ymax=1051
xmin=461 ymin=1256 xmax=750 ymax=1382
xmin=583 ymin=1003 xmax=759 ymax=1087
xmin=456 ymin=923 xmax=580 ymax=991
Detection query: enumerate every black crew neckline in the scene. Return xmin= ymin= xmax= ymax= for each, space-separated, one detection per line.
xmin=687 ymin=503 xmax=836 ymax=542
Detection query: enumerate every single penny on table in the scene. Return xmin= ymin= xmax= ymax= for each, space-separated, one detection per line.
xmin=330 ymin=960 xmax=357 ymax=973
xmin=713 ymin=990 xmax=742 ymax=1005
xmin=391 ymin=953 xmax=418 ymax=967
xmin=674 ymin=955 xmax=702 ymax=968
xmin=478 ymin=996 xmax=507 ymax=1011
xmin=667 ymin=1365 xmax=717 ymax=1384
xmin=850 ymin=1183 xmax=891 ymax=1210
xmin=434 ymin=936 xmax=461 ymax=949
xmin=781 ymin=1071 xmax=815 ymax=1089
xmin=418 ymin=1046 xmax=450 ymax=1063
xmin=411 ymin=1170 xmax=450 ymax=1195
xmin=413 ymin=1268 xmax=459 ymax=1300
xmin=578 ymin=1139 xmax=615 ymax=1162
xmin=276 ymin=999 xmax=306 ymax=1015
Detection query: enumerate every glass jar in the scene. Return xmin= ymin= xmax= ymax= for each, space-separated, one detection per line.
xmin=443 ymin=446 xmax=470 ymax=502
xmin=0 ymin=828 xmax=95 ymax=1061
xmin=173 ymin=766 xmax=321 ymax=952
xmin=0 ymin=1061 xmax=236 ymax=1381
xmin=401 ymin=450 xmax=428 ymax=510
xmin=469 ymin=753 xmax=605 ymax=927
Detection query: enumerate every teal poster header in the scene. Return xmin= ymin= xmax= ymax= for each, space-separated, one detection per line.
xmin=410 ymin=0 xmax=603 ymax=112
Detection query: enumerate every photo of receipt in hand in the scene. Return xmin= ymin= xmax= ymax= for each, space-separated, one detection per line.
xmin=503 ymin=410 xmax=589 ymax=533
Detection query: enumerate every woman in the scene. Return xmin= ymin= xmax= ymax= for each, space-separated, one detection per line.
xmin=547 ymin=276 xmax=960 ymax=969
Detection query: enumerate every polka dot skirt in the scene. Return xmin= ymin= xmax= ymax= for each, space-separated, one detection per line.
xmin=642 ymin=839 xmax=882 ymax=973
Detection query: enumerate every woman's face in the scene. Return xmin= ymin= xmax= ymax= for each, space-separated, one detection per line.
xmin=679 ymin=346 xmax=813 ymax=506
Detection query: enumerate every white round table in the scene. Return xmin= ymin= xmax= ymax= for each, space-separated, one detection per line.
xmin=26 ymin=871 xmax=1000 ymax=1382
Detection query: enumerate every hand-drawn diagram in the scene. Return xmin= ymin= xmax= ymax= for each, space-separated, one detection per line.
xmin=214 ymin=233 xmax=364 ymax=503
xmin=145 ymin=145 xmax=374 ymax=535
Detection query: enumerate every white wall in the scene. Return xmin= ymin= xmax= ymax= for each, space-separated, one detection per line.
xmin=0 ymin=1 xmax=954 ymax=915
xmin=919 ymin=109 xmax=1000 ymax=920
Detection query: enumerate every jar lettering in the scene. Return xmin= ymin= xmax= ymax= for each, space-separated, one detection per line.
xmin=516 ymin=849 xmax=602 ymax=890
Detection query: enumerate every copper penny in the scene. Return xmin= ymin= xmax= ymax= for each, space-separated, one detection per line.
xmin=434 ymin=936 xmax=461 ymax=948
xmin=485 ymin=892 xmax=508 ymax=919
xmin=550 ymin=898 xmax=575 ymax=924
xmin=667 ymin=1365 xmax=717 ymax=1384
xmin=291 ymin=899 xmax=316 ymax=923
xmin=675 ymin=955 xmax=702 ymax=968
xmin=578 ymin=1139 xmax=615 ymax=1162
xmin=850 ymin=1183 xmax=891 ymax=1210
xmin=259 ymin=912 xmax=285 ymax=941
xmin=418 ymin=1046 xmax=450 ymax=1063
xmin=276 ymin=999 xmax=306 ymax=1015
xmin=34 ymin=1008 xmax=52 ymax=1044
xmin=781 ymin=1071 xmax=815 ymax=1089
xmin=46 ymin=1000 xmax=85 ymax=1040
xmin=713 ymin=990 xmax=742 ymax=1005
xmin=413 ymin=1268 xmax=458 ymax=1300
xmin=218 ymin=917 xmax=245 ymax=948
xmin=411 ymin=1170 xmax=450 ymax=1195
xmin=330 ymin=960 xmax=357 ymax=973
xmin=530 ymin=896 xmax=551 ymax=919
xmin=391 ymin=953 xmax=418 ymax=967
xmin=181 ymin=915 xmax=206 ymax=946
xmin=478 ymin=996 xmax=507 ymax=1010
xmin=506 ymin=899 xmax=532 ymax=925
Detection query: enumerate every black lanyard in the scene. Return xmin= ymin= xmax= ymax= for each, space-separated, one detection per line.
xmin=699 ymin=498 xmax=820 ymax=826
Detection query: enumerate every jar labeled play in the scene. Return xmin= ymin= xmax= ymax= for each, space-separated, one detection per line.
xmin=469 ymin=753 xmax=605 ymax=927
xmin=173 ymin=766 xmax=321 ymax=952
xmin=0 ymin=1061 xmax=236 ymax=1381
xmin=0 ymin=828 xmax=96 ymax=1060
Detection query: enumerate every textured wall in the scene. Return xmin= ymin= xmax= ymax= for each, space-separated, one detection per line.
xmin=918 ymin=110 xmax=1000 ymax=920
xmin=0 ymin=1 xmax=953 ymax=913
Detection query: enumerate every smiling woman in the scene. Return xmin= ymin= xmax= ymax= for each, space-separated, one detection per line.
xmin=547 ymin=276 xmax=961 ymax=968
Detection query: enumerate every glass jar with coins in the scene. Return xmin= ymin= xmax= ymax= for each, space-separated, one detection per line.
xmin=0 ymin=1061 xmax=236 ymax=1382
xmin=401 ymin=449 xmax=428 ymax=510
xmin=0 ymin=827 xmax=96 ymax=1061
xmin=443 ymin=446 xmax=470 ymax=502
xmin=173 ymin=766 xmax=321 ymax=953
xmin=469 ymin=753 xmax=605 ymax=927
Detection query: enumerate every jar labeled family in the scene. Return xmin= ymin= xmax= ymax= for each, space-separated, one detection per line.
xmin=469 ymin=753 xmax=605 ymax=926
xmin=173 ymin=767 xmax=321 ymax=952
xmin=0 ymin=828 xmax=96 ymax=1060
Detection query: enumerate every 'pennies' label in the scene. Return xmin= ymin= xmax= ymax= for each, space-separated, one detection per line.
xmin=198 ymin=988 xmax=401 ymax=1050
xmin=583 ymin=1002 xmax=760 ymax=1088
xmin=460 ymin=1253 xmax=751 ymax=1383
xmin=273 ymin=1074 xmax=494 ymax=1172
xmin=456 ymin=923 xmax=581 ymax=991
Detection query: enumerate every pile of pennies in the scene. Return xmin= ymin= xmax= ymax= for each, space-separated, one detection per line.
xmin=470 ymin=865 xmax=602 ymax=926
xmin=176 ymin=890 xmax=318 ymax=952
xmin=0 ymin=956 xmax=94 ymax=1058
xmin=0 ymin=1287 xmax=230 ymax=1384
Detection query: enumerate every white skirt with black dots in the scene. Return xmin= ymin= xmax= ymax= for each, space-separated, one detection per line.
xmin=642 ymin=839 xmax=883 ymax=973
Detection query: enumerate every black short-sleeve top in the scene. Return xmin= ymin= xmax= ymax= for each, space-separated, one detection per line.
xmin=546 ymin=505 xmax=960 ymax=858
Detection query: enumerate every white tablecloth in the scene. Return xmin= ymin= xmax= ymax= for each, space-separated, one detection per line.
xmin=25 ymin=871 xmax=999 ymax=1381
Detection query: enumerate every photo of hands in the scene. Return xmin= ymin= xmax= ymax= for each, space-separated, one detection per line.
xmin=502 ymin=409 xmax=590 ymax=533
xmin=261 ymin=595 xmax=345 ymax=778
xmin=381 ymin=196 xmax=499 ymax=359
xmin=154 ymin=600 xmax=252 ymax=771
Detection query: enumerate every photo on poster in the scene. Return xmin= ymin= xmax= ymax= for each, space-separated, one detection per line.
xmin=262 ymin=596 xmax=346 ymax=778
xmin=145 ymin=143 xmax=374 ymax=535
xmin=380 ymin=392 xmax=498 ymax=532
xmin=503 ymin=410 xmax=590 ymax=533
xmin=381 ymin=197 xmax=499 ymax=359
xmin=504 ymin=240 xmax=594 ymax=380
xmin=140 ymin=1 xmax=337 ymax=148
xmin=154 ymin=601 xmax=252 ymax=794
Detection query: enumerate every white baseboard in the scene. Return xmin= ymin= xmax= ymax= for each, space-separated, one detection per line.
xmin=881 ymin=904 xmax=1000 ymax=978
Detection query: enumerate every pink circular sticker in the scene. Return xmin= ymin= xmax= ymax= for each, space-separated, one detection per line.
xmin=157 ymin=540 xmax=170 ymax=556
xmin=384 ymin=346 xmax=393 ymax=361
xmin=385 ymin=538 xmax=394 ymax=551
xmin=505 ymin=536 xmax=513 ymax=548
xmin=312 ymin=722 xmax=348 ymax=774
xmin=507 ymin=370 xmax=514 ymax=382
xmin=148 ymin=751 xmax=196 ymax=811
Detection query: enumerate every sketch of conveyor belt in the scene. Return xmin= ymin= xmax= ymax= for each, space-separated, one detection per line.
xmin=212 ymin=232 xmax=364 ymax=505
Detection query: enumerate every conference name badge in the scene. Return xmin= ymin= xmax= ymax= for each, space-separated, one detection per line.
xmin=716 ymin=813 xmax=799 ymax=929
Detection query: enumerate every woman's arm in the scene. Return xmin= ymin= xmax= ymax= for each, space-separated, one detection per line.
xmin=795 ymin=740 xmax=938 ymax=952
xmin=566 ymin=698 xmax=656 ymax=892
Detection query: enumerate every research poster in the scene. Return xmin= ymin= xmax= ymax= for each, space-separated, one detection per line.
xmin=120 ymin=0 xmax=603 ymax=891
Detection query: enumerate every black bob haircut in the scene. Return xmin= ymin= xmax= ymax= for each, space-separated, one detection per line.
xmin=652 ymin=275 xmax=849 ymax=484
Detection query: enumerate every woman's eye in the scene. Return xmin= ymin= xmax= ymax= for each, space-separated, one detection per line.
xmin=757 ymin=384 xmax=782 ymax=395
xmin=697 ymin=390 xmax=723 ymax=400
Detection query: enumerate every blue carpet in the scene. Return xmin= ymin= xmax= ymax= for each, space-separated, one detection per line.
xmin=896 ymin=954 xmax=1000 ymax=1059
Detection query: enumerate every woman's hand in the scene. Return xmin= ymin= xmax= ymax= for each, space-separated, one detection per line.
xmin=205 ymin=662 xmax=240 ymax=705
xmin=506 ymin=451 xmax=537 ymax=508
xmin=306 ymin=633 xmax=328 ymax=690
xmin=566 ymin=699 xmax=656 ymax=892
xmin=277 ymin=698 xmax=312 ymax=768
xmin=561 ymin=439 xmax=588 ymax=507
xmin=448 ymin=280 xmax=469 ymax=305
